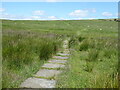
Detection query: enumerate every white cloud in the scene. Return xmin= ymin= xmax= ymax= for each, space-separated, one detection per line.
xmin=0 ymin=13 xmax=32 ymax=20
xmin=0 ymin=8 xmax=5 ymax=12
xmin=33 ymin=10 xmax=45 ymax=15
xmin=102 ymin=12 xmax=112 ymax=17
xmin=48 ymin=16 xmax=57 ymax=19
xmin=88 ymin=18 xmax=96 ymax=20
xmin=0 ymin=13 xmax=13 ymax=19
xmin=115 ymin=13 xmax=120 ymax=17
xmin=2 ymin=0 xmax=120 ymax=2
xmin=45 ymin=0 xmax=58 ymax=2
xmin=12 ymin=16 xmax=41 ymax=20
xmin=31 ymin=16 xmax=41 ymax=19
xmin=91 ymin=8 xmax=96 ymax=13
xmin=20 ymin=18 xmax=32 ymax=20
xmin=69 ymin=10 xmax=88 ymax=17
xmin=60 ymin=17 xmax=67 ymax=20
xmin=1 ymin=9 xmax=44 ymax=20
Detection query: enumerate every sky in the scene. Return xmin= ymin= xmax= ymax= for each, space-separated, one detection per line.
xmin=1 ymin=0 xmax=120 ymax=2
xmin=0 ymin=2 xmax=119 ymax=20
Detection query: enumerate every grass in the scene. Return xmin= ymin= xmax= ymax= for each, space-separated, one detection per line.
xmin=56 ymin=36 xmax=118 ymax=88
xmin=2 ymin=19 xmax=118 ymax=88
xmin=40 ymin=67 xmax=64 ymax=70
xmin=2 ymin=19 xmax=118 ymax=36
xmin=33 ymin=75 xmax=56 ymax=80
xmin=0 ymin=20 xmax=2 ymax=89
xmin=2 ymin=29 xmax=63 ymax=88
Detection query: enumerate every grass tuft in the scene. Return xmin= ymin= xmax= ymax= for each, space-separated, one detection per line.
xmin=2 ymin=30 xmax=63 ymax=88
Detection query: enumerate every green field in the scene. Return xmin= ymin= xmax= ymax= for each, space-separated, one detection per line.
xmin=2 ymin=19 xmax=118 ymax=88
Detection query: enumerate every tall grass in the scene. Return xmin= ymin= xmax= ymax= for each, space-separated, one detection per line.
xmin=2 ymin=30 xmax=63 ymax=88
xmin=68 ymin=36 xmax=77 ymax=48
xmin=56 ymin=36 xmax=118 ymax=88
xmin=2 ymin=19 xmax=118 ymax=88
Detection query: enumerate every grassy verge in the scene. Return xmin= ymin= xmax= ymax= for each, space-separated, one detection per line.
xmin=2 ymin=30 xmax=63 ymax=88
xmin=56 ymin=36 xmax=118 ymax=88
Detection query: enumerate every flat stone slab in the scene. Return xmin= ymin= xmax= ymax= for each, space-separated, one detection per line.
xmin=63 ymin=45 xmax=68 ymax=48
xmin=64 ymin=49 xmax=70 ymax=52
xmin=63 ymin=51 xmax=70 ymax=54
xmin=20 ymin=77 xmax=56 ymax=88
xmin=63 ymin=40 xmax=68 ymax=44
xmin=53 ymin=56 xmax=69 ymax=60
xmin=34 ymin=69 xmax=62 ymax=78
xmin=42 ymin=63 xmax=65 ymax=69
xmin=57 ymin=53 xmax=70 ymax=56
xmin=48 ymin=59 xmax=67 ymax=64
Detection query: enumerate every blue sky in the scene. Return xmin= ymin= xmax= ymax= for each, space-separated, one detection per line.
xmin=0 ymin=2 xmax=118 ymax=20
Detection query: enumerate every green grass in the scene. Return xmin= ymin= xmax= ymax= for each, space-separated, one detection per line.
xmin=0 ymin=20 xmax=2 ymax=89
xmin=2 ymin=29 xmax=63 ymax=88
xmin=2 ymin=19 xmax=118 ymax=36
xmin=33 ymin=75 xmax=56 ymax=80
xmin=56 ymin=36 xmax=118 ymax=88
xmin=2 ymin=19 xmax=118 ymax=88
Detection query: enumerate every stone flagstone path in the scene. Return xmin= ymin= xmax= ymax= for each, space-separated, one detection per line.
xmin=20 ymin=39 xmax=70 ymax=88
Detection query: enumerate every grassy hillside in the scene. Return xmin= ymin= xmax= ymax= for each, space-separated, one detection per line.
xmin=2 ymin=19 xmax=118 ymax=36
xmin=2 ymin=19 xmax=118 ymax=88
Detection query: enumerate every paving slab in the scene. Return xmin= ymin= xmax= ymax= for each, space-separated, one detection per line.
xmin=53 ymin=56 xmax=69 ymax=60
xmin=63 ymin=51 xmax=70 ymax=54
xmin=20 ymin=39 xmax=70 ymax=88
xmin=34 ymin=69 xmax=62 ymax=78
xmin=57 ymin=53 xmax=70 ymax=56
xmin=48 ymin=59 xmax=67 ymax=64
xmin=63 ymin=45 xmax=68 ymax=48
xmin=42 ymin=63 xmax=65 ymax=69
xmin=64 ymin=49 xmax=69 ymax=51
xmin=20 ymin=77 xmax=56 ymax=88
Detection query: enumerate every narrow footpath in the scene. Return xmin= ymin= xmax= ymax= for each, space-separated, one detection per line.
xmin=20 ymin=39 xmax=70 ymax=88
